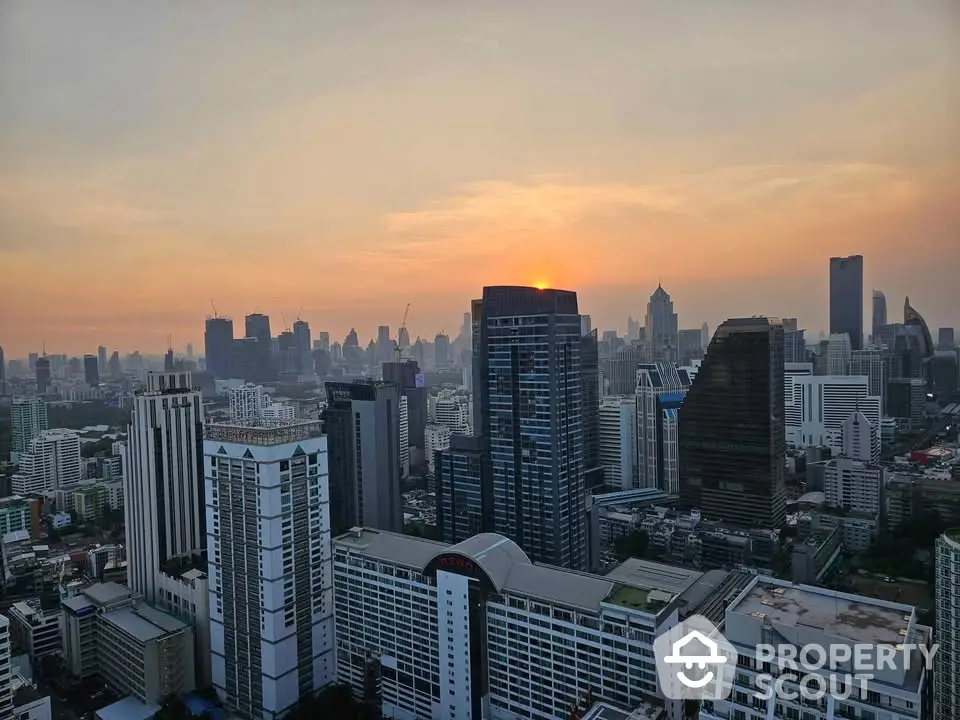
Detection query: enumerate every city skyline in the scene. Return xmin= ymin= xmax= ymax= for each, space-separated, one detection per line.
xmin=2 ymin=2 xmax=959 ymax=355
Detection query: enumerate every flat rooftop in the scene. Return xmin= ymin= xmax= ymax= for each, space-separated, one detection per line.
xmin=605 ymin=558 xmax=703 ymax=595
xmin=582 ymin=701 xmax=665 ymax=720
xmin=732 ymin=578 xmax=914 ymax=645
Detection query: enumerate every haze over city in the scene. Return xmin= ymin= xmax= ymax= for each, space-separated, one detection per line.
xmin=2 ymin=1 xmax=959 ymax=355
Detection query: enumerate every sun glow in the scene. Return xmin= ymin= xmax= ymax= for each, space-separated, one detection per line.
xmin=533 ymin=280 xmax=549 ymax=290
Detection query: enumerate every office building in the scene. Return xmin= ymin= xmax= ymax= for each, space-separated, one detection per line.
xmin=425 ymin=425 xmax=452 ymax=475
xmin=850 ymin=346 xmax=888 ymax=411
xmin=124 ymin=371 xmax=205 ymax=605
xmin=434 ymin=333 xmax=451 ymax=371
xmin=0 ymin=497 xmax=37 ymax=539
xmin=292 ymin=319 xmax=312 ymax=375
xmin=829 ymin=254 xmax=864 ymax=350
xmin=644 ymin=284 xmax=679 ymax=362
xmin=700 ymin=575 xmax=933 ymax=720
xmin=785 ymin=374 xmax=881 ymax=462
xmin=823 ymin=412 xmax=883 ymax=515
xmin=322 ymin=381 xmax=403 ymax=535
xmin=9 ymin=598 xmax=61 ymax=659
xmin=904 ymin=296 xmax=935 ymax=359
xmin=333 ymin=529 xmax=690 ymax=720
xmin=10 ymin=397 xmax=47 ymax=463
xmin=204 ymin=316 xmax=234 ymax=379
xmin=872 ymin=289 xmax=887 ymax=342
xmin=11 ymin=429 xmax=82 ymax=495
xmin=61 ymin=582 xmax=195 ymax=706
xmin=477 ymin=286 xmax=586 ymax=570
xmin=678 ymin=317 xmax=786 ymax=528
xmin=83 ymin=354 xmax=99 ymax=386
xmin=677 ymin=329 xmax=703 ymax=365
xmin=0 ymin=344 xmax=5 ymax=395
xmin=935 ymin=530 xmax=960 ymax=720
xmin=598 ymin=397 xmax=637 ymax=490
xmin=887 ymin=377 xmax=926 ymax=429
xmin=938 ymin=327 xmax=955 ymax=350
xmin=0 ymin=615 xmax=12 ymax=719
xmin=605 ymin=343 xmax=648 ymax=396
xmin=228 ymin=383 xmax=267 ymax=422
xmin=581 ymin=330 xmax=602 ymax=489
xmin=435 ymin=435 xmax=489 ymax=544
xmin=784 ymin=326 xmax=807 ymax=364
xmin=205 ymin=419 xmax=334 ymax=719
xmin=824 ymin=333 xmax=852 ymax=375
xmin=382 ymin=359 xmax=427 ymax=455
xmin=636 ymin=362 xmax=692 ymax=493
xmin=35 ymin=356 xmax=50 ymax=394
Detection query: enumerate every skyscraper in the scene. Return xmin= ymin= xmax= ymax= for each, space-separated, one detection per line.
xmin=644 ymin=284 xmax=679 ymax=362
xmin=124 ymin=371 xmax=205 ymax=604
xmin=678 ymin=317 xmax=786 ymax=528
xmin=0 ymin=344 xmax=5 ymax=395
xmin=322 ymin=381 xmax=403 ymax=534
xmin=872 ymin=289 xmax=887 ymax=342
xmin=382 ymin=359 xmax=426 ymax=456
xmin=205 ymin=418 xmax=334 ymax=717
xmin=580 ymin=329 xmax=602 ymax=489
xmin=829 ymin=254 xmax=864 ymax=350
xmin=244 ymin=313 xmax=271 ymax=342
xmin=636 ymin=361 xmax=693 ymax=493
xmin=97 ymin=345 xmax=107 ymax=373
xmin=939 ymin=327 xmax=956 ymax=350
xmin=204 ymin=316 xmax=234 ymax=378
xmin=292 ymin=319 xmax=312 ymax=375
xmin=83 ymin=354 xmax=100 ymax=386
xmin=435 ymin=434 xmax=490 ymax=544
xmin=10 ymin=397 xmax=47 ymax=462
xmin=35 ymin=356 xmax=50 ymax=394
xmin=434 ymin=332 xmax=451 ymax=371
xmin=935 ymin=530 xmax=960 ymax=720
xmin=478 ymin=285 xmax=585 ymax=570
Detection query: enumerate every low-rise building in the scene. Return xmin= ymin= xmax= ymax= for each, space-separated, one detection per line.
xmin=8 ymin=598 xmax=61 ymax=659
xmin=72 ymin=485 xmax=107 ymax=523
xmin=157 ymin=560 xmax=211 ymax=688
xmin=60 ymin=582 xmax=195 ymax=706
xmin=0 ymin=496 xmax=38 ymax=539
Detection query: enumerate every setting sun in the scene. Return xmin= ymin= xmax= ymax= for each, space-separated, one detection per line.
xmin=533 ymin=280 xmax=549 ymax=290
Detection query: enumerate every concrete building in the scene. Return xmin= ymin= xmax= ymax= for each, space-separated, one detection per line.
xmin=824 ymin=333 xmax=852 ymax=375
xmin=228 ymin=383 xmax=267 ymax=422
xmin=156 ymin=564 xmax=211 ymax=688
xmin=823 ymin=411 xmax=884 ymax=515
xmin=872 ymin=289 xmax=888 ymax=342
xmin=851 ymin=346 xmax=889 ymax=411
xmin=124 ymin=371 xmax=205 ymax=605
xmin=435 ymin=435 xmax=489 ymax=545
xmin=12 ymin=429 xmax=82 ymax=495
xmin=8 ymin=598 xmax=60 ymax=659
xmin=425 ymin=425 xmax=452 ymax=476
xmin=886 ymin=470 xmax=960 ymax=532
xmin=10 ymin=398 xmax=47 ymax=463
xmin=700 ymin=575 xmax=933 ymax=720
xmin=0 ymin=497 xmax=37 ymax=539
xmin=333 ymin=529 xmax=688 ymax=720
xmin=598 ymin=397 xmax=637 ymax=490
xmin=636 ymin=362 xmax=692 ymax=493
xmin=205 ymin=419 xmax=334 ymax=719
xmin=60 ymin=583 xmax=195 ymax=706
xmin=934 ymin=530 xmax=959 ymax=720
xmin=0 ymin=615 xmax=12 ymax=719
xmin=785 ymin=374 xmax=881 ymax=462
xmin=645 ymin=285 xmax=679 ymax=363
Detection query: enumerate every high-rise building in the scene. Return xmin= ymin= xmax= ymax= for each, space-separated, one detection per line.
xmin=580 ymin=329 xmax=602 ymax=489
xmin=598 ymin=397 xmax=636 ymax=490
xmin=0 ymin=615 xmax=13 ymax=718
xmin=292 ymin=319 xmax=312 ymax=375
xmin=938 ymin=327 xmax=956 ymax=350
xmin=605 ymin=343 xmax=648 ymax=395
xmin=228 ymin=383 xmax=267 ymax=422
xmin=382 ymin=360 xmax=427 ymax=454
xmin=107 ymin=351 xmax=122 ymax=377
xmin=636 ymin=361 xmax=693 ymax=493
xmin=904 ymin=296 xmax=935 ymax=359
xmin=83 ymin=354 xmax=100 ymax=386
xmin=124 ymin=371 xmax=205 ymax=605
xmin=783 ymin=327 xmax=807 ymax=364
xmin=205 ymin=419 xmax=334 ymax=718
xmin=785 ymin=374 xmax=881 ymax=462
xmin=872 ymin=289 xmax=887 ymax=342
xmin=315 ymin=331 xmax=330 ymax=352
xmin=477 ymin=286 xmax=586 ymax=570
xmin=204 ymin=317 xmax=234 ymax=379
xmin=935 ymin=530 xmax=960 ymax=720
xmin=10 ymin=397 xmax=48 ymax=462
xmin=11 ymin=429 xmax=82 ymax=495
xmin=823 ymin=411 xmax=883 ymax=515
xmin=244 ymin=313 xmax=271 ymax=343
xmin=35 ymin=356 xmax=51 ymax=394
xmin=644 ymin=284 xmax=679 ymax=362
xmin=434 ymin=333 xmax=451 ymax=371
xmin=824 ymin=333 xmax=852 ymax=375
xmin=829 ymin=254 xmax=864 ymax=350
xmin=435 ymin=434 xmax=489 ymax=544
xmin=580 ymin=314 xmax=592 ymax=335
xmin=97 ymin=345 xmax=107 ymax=373
xmin=679 ymin=317 xmax=786 ymax=528
xmin=332 ymin=529 xmax=686 ymax=720
xmin=0 ymin=344 xmax=5 ymax=395
xmin=700 ymin=321 xmax=710 ymax=349
xmin=322 ymin=381 xmax=403 ymax=535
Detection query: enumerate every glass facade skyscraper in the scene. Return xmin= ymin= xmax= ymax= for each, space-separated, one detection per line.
xmin=678 ymin=317 xmax=786 ymax=529
xmin=478 ymin=286 xmax=586 ymax=570
xmin=435 ymin=434 xmax=490 ymax=544
xmin=829 ymin=254 xmax=864 ymax=350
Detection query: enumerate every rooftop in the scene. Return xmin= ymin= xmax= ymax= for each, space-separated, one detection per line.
xmin=204 ymin=419 xmax=323 ymax=446
xmin=95 ymin=696 xmax=161 ymax=720
xmin=84 ymin=581 xmax=135 ymax=607
xmin=731 ymin=577 xmax=915 ymax=645
xmin=102 ymin=605 xmax=188 ymax=643
xmin=582 ymin=701 xmax=666 ymax=720
xmin=605 ymin=558 xmax=703 ymax=595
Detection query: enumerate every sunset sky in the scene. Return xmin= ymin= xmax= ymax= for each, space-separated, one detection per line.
xmin=1 ymin=1 xmax=959 ymax=357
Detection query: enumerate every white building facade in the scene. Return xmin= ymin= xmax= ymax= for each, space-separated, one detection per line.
xmin=10 ymin=398 xmax=48 ymax=464
xmin=785 ymin=375 xmax=881 ymax=461
xmin=636 ymin=362 xmax=691 ymax=492
xmin=205 ymin=420 xmax=334 ymax=719
xmin=823 ymin=411 xmax=883 ymax=514
xmin=124 ymin=372 xmax=206 ymax=605
xmin=598 ymin=397 xmax=637 ymax=490
xmin=12 ymin=429 xmax=82 ymax=495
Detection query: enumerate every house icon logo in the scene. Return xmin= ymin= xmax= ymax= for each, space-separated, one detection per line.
xmin=653 ymin=614 xmax=737 ymax=701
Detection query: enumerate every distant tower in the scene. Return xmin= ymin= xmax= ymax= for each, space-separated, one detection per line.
xmin=204 ymin=316 xmax=234 ymax=379
xmin=644 ymin=284 xmax=679 ymax=362
xmin=97 ymin=345 xmax=107 ymax=373
xmin=935 ymin=530 xmax=960 ymax=720
xmin=83 ymin=354 xmax=100 ymax=386
xmin=829 ymin=255 xmax=864 ymax=350
xmin=871 ymin=290 xmax=887 ymax=343
xmin=125 ymin=371 xmax=205 ymax=604
xmin=35 ymin=356 xmax=51 ymax=394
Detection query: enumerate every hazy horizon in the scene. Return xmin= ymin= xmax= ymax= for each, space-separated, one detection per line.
xmin=2 ymin=1 xmax=959 ymax=356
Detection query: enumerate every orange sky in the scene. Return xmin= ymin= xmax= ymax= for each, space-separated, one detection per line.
xmin=1 ymin=2 xmax=959 ymax=357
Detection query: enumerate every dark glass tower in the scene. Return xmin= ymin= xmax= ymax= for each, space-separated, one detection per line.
xmin=678 ymin=317 xmax=786 ymax=529
xmin=435 ymin=435 xmax=490 ymax=544
xmin=204 ymin=316 xmax=234 ymax=379
xmin=580 ymin=329 xmax=603 ymax=489
xmin=829 ymin=255 xmax=864 ymax=350
xmin=83 ymin=354 xmax=100 ymax=386
xmin=478 ymin=285 xmax=585 ymax=570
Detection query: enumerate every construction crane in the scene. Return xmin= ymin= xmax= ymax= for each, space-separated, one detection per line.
xmin=394 ymin=303 xmax=411 ymax=361
xmin=280 ymin=311 xmax=291 ymax=333
xmin=210 ymin=298 xmax=219 ymax=318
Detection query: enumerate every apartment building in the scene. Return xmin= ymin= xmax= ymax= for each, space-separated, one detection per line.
xmin=8 ymin=598 xmax=61 ymax=659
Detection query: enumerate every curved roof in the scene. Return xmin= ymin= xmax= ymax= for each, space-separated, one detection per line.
xmin=425 ymin=533 xmax=531 ymax=592
xmin=904 ymin=296 xmax=934 ymax=358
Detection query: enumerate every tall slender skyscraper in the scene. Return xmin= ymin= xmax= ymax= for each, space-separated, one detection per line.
xmin=35 ymin=356 xmax=50 ymax=394
xmin=124 ymin=371 xmax=206 ymax=604
xmin=935 ymin=530 xmax=960 ymax=720
xmin=478 ymin=286 xmax=585 ymax=570
xmin=678 ymin=317 xmax=786 ymax=528
xmin=83 ymin=354 xmax=100 ymax=386
xmin=204 ymin=316 xmax=234 ymax=378
xmin=644 ymin=284 xmax=679 ymax=362
xmin=292 ymin=319 xmax=312 ymax=375
xmin=871 ymin=289 xmax=887 ymax=343
xmin=580 ymin=329 xmax=602 ymax=489
xmin=0 ymin=344 xmax=5 ymax=395
xmin=829 ymin=255 xmax=864 ymax=350
xmin=10 ymin=397 xmax=47 ymax=463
